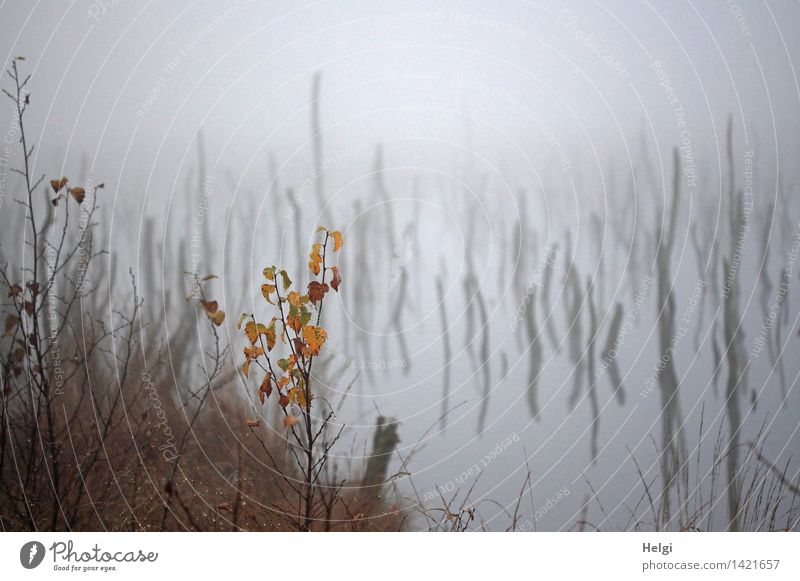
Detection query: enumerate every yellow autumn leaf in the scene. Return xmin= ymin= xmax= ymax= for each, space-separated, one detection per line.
xmin=244 ymin=321 xmax=269 ymax=345
xmin=287 ymin=291 xmax=302 ymax=307
xmin=261 ymin=284 xmax=276 ymax=304
xmin=243 ymin=345 xmax=264 ymax=360
xmin=287 ymin=310 xmax=302 ymax=333
xmin=331 ymin=230 xmax=343 ymax=252
xmin=265 ymin=319 xmax=277 ymax=351
xmin=302 ymin=325 xmax=327 ymax=355
xmin=308 ymin=243 xmax=322 ymax=275
xmin=288 ymin=385 xmax=311 ymax=408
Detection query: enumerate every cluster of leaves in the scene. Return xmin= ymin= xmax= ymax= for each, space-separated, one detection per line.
xmin=49 ymin=176 xmax=98 ymax=206
xmin=181 ymin=271 xmax=226 ymax=325
xmin=3 ymin=280 xmax=40 ymax=380
xmin=2 ymin=176 xmax=100 ymax=383
xmin=239 ymin=226 xmax=343 ymax=422
xmin=199 ymin=299 xmax=226 ymax=326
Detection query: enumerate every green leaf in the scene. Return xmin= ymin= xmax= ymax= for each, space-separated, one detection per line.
xmin=280 ymin=269 xmax=292 ymax=291
xmin=300 ymin=306 xmax=312 ymax=327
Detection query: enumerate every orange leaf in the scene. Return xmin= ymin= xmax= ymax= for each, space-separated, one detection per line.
xmin=258 ymin=374 xmax=273 ymax=403
xmin=244 ymin=345 xmax=265 ymax=360
xmin=287 ymin=307 xmax=306 ymax=333
xmin=302 ymin=325 xmax=327 ymax=355
xmin=287 ymin=291 xmax=303 ymax=307
xmin=308 ymin=243 xmax=322 ymax=275
xmin=242 ymin=345 xmax=264 ymax=377
xmin=244 ymin=321 xmax=268 ymax=345
xmin=330 ymin=266 xmax=342 ymax=292
xmin=264 ymin=320 xmax=277 ymax=351
xmin=50 ymin=177 xmax=68 ymax=192
xmin=283 ymin=415 xmax=300 ymax=428
xmin=69 ymin=187 xmax=86 ymax=204
xmin=331 ymin=230 xmax=343 ymax=252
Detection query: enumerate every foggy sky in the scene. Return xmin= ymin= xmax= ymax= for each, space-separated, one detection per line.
xmin=1 ymin=0 xmax=799 ymax=197
xmin=3 ymin=0 xmax=800 ymax=531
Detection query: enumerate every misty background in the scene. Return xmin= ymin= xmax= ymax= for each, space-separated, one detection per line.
xmin=2 ymin=0 xmax=800 ymax=530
